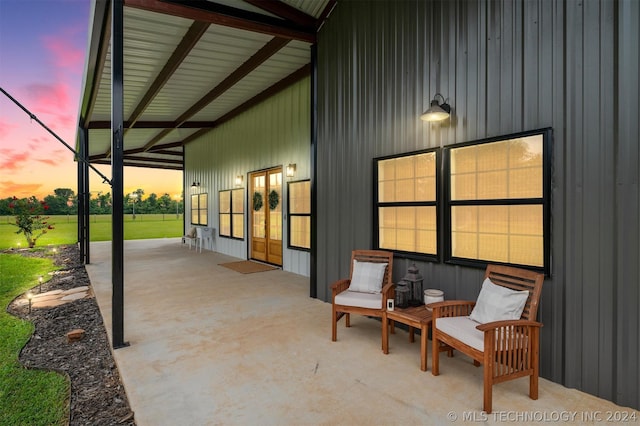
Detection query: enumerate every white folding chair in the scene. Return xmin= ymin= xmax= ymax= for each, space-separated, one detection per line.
xmin=195 ymin=227 xmax=215 ymax=252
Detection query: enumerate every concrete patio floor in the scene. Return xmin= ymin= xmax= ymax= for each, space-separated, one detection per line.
xmin=85 ymin=239 xmax=638 ymax=425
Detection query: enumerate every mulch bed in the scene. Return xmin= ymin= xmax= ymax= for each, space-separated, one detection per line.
xmin=4 ymin=245 xmax=136 ymax=426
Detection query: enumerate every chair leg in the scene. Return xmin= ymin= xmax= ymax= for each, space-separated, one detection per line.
xmin=382 ymin=316 xmax=389 ymax=353
xmin=332 ymin=307 xmax=338 ymax=342
xmin=345 ymin=313 xmax=350 ymax=327
xmin=431 ymin=332 xmax=440 ymax=376
xmin=483 ymin=357 xmax=493 ymax=413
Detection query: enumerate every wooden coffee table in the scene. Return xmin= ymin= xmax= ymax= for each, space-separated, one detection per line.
xmin=382 ymin=305 xmax=433 ymax=371
xmin=383 ymin=305 xmax=453 ymax=371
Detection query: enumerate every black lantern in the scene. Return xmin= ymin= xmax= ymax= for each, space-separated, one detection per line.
xmin=395 ymin=279 xmax=410 ymax=309
xmin=404 ymin=263 xmax=424 ymax=307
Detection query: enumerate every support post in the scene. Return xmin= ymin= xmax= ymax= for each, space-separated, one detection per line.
xmin=77 ymin=130 xmax=85 ymax=262
xmin=80 ymin=129 xmax=91 ymax=264
xmin=111 ymin=0 xmax=128 ymax=349
xmin=310 ymin=43 xmax=318 ymax=299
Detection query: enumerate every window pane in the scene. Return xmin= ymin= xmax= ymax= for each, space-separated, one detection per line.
xmin=477 ymin=171 xmax=508 ymax=199
xmin=451 ymin=135 xmax=543 ymax=201
xmin=509 ymin=167 xmax=542 ymax=198
xmin=253 ymin=211 xmax=265 ymax=238
xmin=232 ymin=189 xmax=243 ymax=213
xmin=219 ymin=191 xmax=230 ymax=214
xmin=378 ymin=152 xmax=435 ymax=202
xmin=289 ymin=181 xmax=310 ymax=214
xmin=510 ymin=235 xmax=544 ymax=266
xmin=220 ymin=214 xmax=231 ymax=236
xmin=379 ymin=181 xmax=395 ymax=202
xmin=269 ymin=211 xmax=282 ymax=241
xmin=451 ymin=205 xmax=543 ymax=265
xmin=378 ymin=206 xmax=436 ymax=255
xmin=450 ymin=173 xmax=477 ymax=200
xmin=290 ymin=216 xmax=310 ymax=249
xmin=452 ymin=231 xmax=478 ymax=259
xmin=510 ymin=205 xmax=543 ymax=235
xmin=451 ymin=145 xmax=476 ymax=174
xmin=232 ymin=214 xmax=244 ymax=239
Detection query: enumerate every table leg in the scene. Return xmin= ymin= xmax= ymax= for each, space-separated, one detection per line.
xmin=420 ymin=324 xmax=428 ymax=371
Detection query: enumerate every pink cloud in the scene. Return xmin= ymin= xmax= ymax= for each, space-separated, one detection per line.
xmin=43 ymin=30 xmax=85 ymax=71
xmin=36 ymin=158 xmax=57 ymax=166
xmin=0 ymin=149 xmax=30 ymax=170
xmin=24 ymin=81 xmax=77 ymax=134
xmin=0 ymin=180 xmax=43 ymax=198
xmin=0 ymin=119 xmax=18 ymax=140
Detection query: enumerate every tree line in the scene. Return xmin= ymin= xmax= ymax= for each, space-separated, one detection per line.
xmin=0 ymin=188 xmax=183 ymax=216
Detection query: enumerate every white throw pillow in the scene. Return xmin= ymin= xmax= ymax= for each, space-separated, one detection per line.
xmin=469 ymin=278 xmax=529 ymax=324
xmin=348 ymin=260 xmax=388 ymax=294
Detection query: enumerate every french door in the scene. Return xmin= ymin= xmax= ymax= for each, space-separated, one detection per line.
xmin=249 ymin=167 xmax=282 ymax=266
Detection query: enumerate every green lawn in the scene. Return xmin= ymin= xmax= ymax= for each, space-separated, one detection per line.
xmin=0 ymin=214 xmax=183 ymax=249
xmin=0 ymin=254 xmax=69 ymax=425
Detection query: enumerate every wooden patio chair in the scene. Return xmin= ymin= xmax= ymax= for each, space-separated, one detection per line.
xmin=331 ymin=250 xmax=394 ymax=348
xmin=429 ymin=264 xmax=544 ymax=413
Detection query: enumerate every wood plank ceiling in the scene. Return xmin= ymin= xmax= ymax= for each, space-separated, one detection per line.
xmin=79 ymin=0 xmax=335 ymax=170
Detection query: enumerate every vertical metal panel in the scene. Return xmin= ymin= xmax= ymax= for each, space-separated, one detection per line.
xmin=615 ymin=0 xmax=640 ymax=410
xmin=315 ymin=0 xmax=640 ymax=410
xmin=185 ymin=78 xmax=311 ymax=276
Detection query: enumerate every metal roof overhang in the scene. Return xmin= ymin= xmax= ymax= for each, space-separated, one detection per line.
xmin=77 ymin=0 xmax=335 ymax=171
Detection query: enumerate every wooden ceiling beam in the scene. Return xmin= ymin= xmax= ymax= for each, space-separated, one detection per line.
xmin=89 ymin=120 xmax=218 ymax=129
xmin=126 ymin=21 xmax=210 ymax=131
xmin=142 ymin=36 xmax=289 ymax=151
xmin=182 ymin=63 xmax=310 ymax=146
xmin=123 ymin=155 xmax=183 ymax=165
xmin=125 ymin=0 xmax=315 ymax=42
xmin=93 ymin=159 xmax=183 ymax=171
xmin=243 ymin=0 xmax=316 ymax=29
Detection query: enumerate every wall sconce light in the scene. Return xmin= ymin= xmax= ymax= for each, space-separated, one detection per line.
xmin=420 ymin=93 xmax=451 ymax=122
xmin=235 ymin=175 xmax=243 ymax=186
xmin=191 ymin=181 xmax=200 ymax=189
xmin=286 ymin=164 xmax=296 ymax=178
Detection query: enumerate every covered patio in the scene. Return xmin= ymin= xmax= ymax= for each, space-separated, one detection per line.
xmin=85 ymin=239 xmax=634 ymax=425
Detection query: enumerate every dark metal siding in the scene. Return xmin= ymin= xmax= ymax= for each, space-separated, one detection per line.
xmin=315 ymin=0 xmax=639 ymax=410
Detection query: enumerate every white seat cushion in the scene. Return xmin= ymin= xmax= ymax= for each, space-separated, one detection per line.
xmin=435 ymin=316 xmax=484 ymax=352
xmin=335 ymin=290 xmax=382 ymax=310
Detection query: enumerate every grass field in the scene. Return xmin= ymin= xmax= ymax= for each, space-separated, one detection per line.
xmin=0 ymin=214 xmax=183 ymax=250
xmin=0 ymin=254 xmax=69 ymax=425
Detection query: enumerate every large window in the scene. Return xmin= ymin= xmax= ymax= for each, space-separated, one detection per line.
xmin=288 ymin=180 xmax=310 ymax=250
xmin=445 ymin=128 xmax=551 ymax=273
xmin=374 ymin=149 xmax=439 ymax=260
xmin=219 ymin=189 xmax=244 ymax=239
xmin=191 ymin=193 xmax=208 ymax=226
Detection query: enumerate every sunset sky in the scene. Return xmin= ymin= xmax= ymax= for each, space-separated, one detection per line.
xmin=0 ymin=0 xmax=183 ymax=201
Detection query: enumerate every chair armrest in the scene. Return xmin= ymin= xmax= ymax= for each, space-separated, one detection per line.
xmin=428 ymin=300 xmax=475 ymax=319
xmin=477 ymin=320 xmax=542 ymax=354
xmin=331 ymin=279 xmax=351 ymax=298
xmin=476 ymin=319 xmax=542 ymax=333
xmin=381 ymin=282 xmax=395 ymax=298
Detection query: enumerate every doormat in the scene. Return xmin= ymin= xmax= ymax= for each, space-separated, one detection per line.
xmin=219 ymin=260 xmax=278 ymax=274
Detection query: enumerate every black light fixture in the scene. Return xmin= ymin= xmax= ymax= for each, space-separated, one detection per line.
xmin=420 ymin=93 xmax=451 ymax=122
xmin=191 ymin=181 xmax=200 ymax=189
